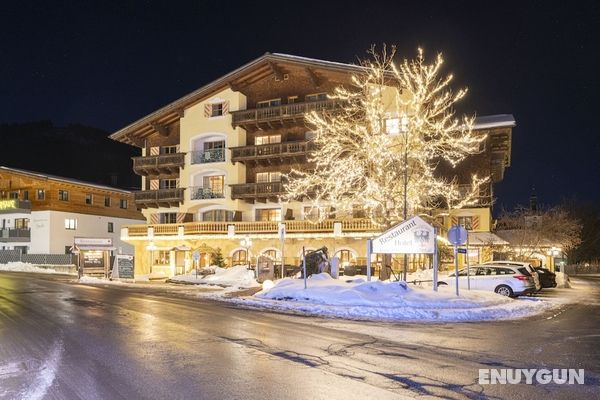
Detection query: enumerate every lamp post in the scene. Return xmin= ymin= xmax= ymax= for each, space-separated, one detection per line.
xmin=240 ymin=236 xmax=253 ymax=275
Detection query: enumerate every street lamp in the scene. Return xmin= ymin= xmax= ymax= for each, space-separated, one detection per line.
xmin=240 ymin=236 xmax=252 ymax=268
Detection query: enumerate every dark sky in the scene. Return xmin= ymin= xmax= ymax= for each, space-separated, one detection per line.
xmin=2 ymin=1 xmax=599 ymax=210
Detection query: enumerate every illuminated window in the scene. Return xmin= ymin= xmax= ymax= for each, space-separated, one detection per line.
xmin=64 ymin=218 xmax=77 ymax=230
xmin=232 ymin=249 xmax=247 ymax=266
xmin=385 ymin=118 xmax=400 ymax=135
xmin=255 ymin=135 xmax=281 ymax=145
xmin=457 ymin=216 xmax=473 ymax=230
xmin=58 ymin=190 xmax=69 ymax=201
xmin=154 ymin=250 xmax=171 ymax=265
xmin=36 ymin=189 xmax=45 ymax=201
xmin=336 ymin=250 xmax=354 ymax=264
xmin=256 ymin=208 xmax=281 ymax=222
xmin=256 ymin=172 xmax=281 ymax=183
xmin=288 ymin=96 xmax=298 ymax=103
xmin=202 ymin=210 xmax=234 ymax=222
xmin=262 ymin=250 xmax=278 ymax=260
xmin=85 ymin=194 xmax=93 ymax=205
xmin=211 ymin=103 xmax=224 ymax=117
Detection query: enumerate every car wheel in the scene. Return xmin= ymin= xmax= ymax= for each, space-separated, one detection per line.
xmin=494 ymin=285 xmax=513 ymax=297
xmin=437 ymin=282 xmax=448 ymax=287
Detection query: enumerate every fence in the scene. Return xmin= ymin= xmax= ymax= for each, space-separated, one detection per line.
xmin=565 ymin=264 xmax=600 ymax=275
xmin=0 ymin=250 xmax=76 ymax=266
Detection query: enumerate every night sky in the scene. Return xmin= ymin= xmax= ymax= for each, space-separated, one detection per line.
xmin=2 ymin=1 xmax=599 ymax=210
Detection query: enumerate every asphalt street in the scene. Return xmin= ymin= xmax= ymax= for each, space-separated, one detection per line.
xmin=0 ymin=272 xmax=598 ymax=399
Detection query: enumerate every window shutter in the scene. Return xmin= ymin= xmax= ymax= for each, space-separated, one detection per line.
xmin=204 ymin=104 xmax=211 ymax=118
xmin=451 ymin=216 xmax=458 ymax=226
xmin=175 ymin=178 xmax=180 ymax=188
xmin=150 ymin=180 xmax=159 ymax=190
xmin=472 ymin=216 xmax=480 ymax=230
xmin=222 ymin=101 xmax=229 ymax=115
xmin=176 ymin=213 xmax=185 ymax=223
xmin=150 ymin=213 xmax=159 ymax=224
xmin=150 ymin=146 xmax=160 ymax=156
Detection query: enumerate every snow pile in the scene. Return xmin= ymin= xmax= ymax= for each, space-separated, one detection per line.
xmin=79 ymin=276 xmax=125 ymax=285
xmin=228 ymin=273 xmax=557 ymax=322
xmin=171 ymin=265 xmax=259 ymax=288
xmin=555 ymin=272 xmax=570 ymax=288
xmin=0 ymin=262 xmax=63 ymax=274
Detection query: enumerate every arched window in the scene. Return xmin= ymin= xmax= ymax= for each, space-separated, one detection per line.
xmin=202 ymin=209 xmax=234 ymax=221
xmin=232 ymin=249 xmax=247 ymax=266
xmin=335 ymin=250 xmax=355 ymax=265
xmin=262 ymin=249 xmax=278 ymax=260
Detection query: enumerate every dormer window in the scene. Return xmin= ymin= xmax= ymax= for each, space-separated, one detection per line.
xmin=305 ymin=93 xmax=327 ymax=102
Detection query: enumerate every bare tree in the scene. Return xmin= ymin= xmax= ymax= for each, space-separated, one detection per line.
xmin=284 ymin=45 xmax=487 ymax=228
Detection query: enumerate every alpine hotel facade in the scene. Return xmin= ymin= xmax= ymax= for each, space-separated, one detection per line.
xmin=110 ymin=53 xmax=514 ymax=278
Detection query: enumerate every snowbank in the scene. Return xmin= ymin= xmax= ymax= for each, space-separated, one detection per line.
xmin=555 ymin=272 xmax=570 ymax=288
xmin=228 ymin=273 xmax=557 ymax=322
xmin=170 ymin=265 xmax=259 ymax=289
xmin=0 ymin=262 xmax=65 ymax=274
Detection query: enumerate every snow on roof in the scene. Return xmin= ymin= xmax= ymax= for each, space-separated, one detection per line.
xmin=271 ymin=53 xmax=364 ymax=71
xmin=473 ymin=114 xmax=516 ymax=130
xmin=0 ymin=166 xmax=133 ymax=194
xmin=468 ymin=232 xmax=509 ymax=246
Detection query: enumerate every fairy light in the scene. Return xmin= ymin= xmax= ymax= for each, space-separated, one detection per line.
xmin=283 ymin=45 xmax=488 ymax=229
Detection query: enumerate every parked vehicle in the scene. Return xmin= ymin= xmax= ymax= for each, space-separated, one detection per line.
xmin=483 ymin=261 xmax=541 ymax=292
xmin=438 ymin=265 xmax=536 ymax=297
xmin=534 ymin=267 xmax=557 ymax=288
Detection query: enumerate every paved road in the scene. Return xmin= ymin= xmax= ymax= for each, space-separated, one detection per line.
xmin=0 ymin=272 xmax=598 ymax=399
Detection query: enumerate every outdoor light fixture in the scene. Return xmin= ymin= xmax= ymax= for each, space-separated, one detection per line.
xmin=240 ymin=236 xmax=252 ymax=265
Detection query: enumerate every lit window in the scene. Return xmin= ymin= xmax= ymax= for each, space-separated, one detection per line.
xmin=385 ymin=118 xmax=400 ymax=135
xmin=37 ymin=189 xmax=45 ymax=201
xmin=85 ymin=194 xmax=93 ymax=205
xmin=256 ymin=208 xmax=281 ymax=222
xmin=64 ymin=218 xmax=77 ymax=230
xmin=457 ymin=216 xmax=473 ymax=230
xmin=210 ymin=103 xmax=223 ymax=117
xmin=255 ymin=135 xmax=281 ymax=145
xmin=256 ymin=172 xmax=281 ymax=183
xmin=58 ymin=190 xmax=69 ymax=201
xmin=154 ymin=250 xmax=171 ymax=265
xmin=231 ymin=249 xmax=247 ymax=266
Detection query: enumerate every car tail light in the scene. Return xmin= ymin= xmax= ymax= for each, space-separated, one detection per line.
xmin=513 ymin=275 xmax=530 ymax=281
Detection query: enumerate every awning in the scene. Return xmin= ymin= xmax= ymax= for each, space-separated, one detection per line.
xmin=467 ymin=232 xmax=509 ymax=246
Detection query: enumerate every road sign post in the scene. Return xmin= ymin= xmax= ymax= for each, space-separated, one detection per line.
xmin=448 ymin=225 xmax=468 ymax=296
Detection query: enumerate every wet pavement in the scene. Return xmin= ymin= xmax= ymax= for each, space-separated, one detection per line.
xmin=0 ymin=272 xmax=598 ymax=399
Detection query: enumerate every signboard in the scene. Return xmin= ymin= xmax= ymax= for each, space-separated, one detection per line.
xmin=457 ymin=248 xmax=467 ymax=254
xmin=74 ymin=237 xmax=113 ymax=247
xmin=372 ymin=216 xmax=435 ymax=254
xmin=192 ymin=251 xmax=200 ymax=262
xmin=112 ymin=255 xmax=134 ymax=279
xmin=447 ymin=226 xmax=468 ymax=245
xmin=82 ymin=250 xmax=104 ymax=268
xmin=0 ymin=199 xmax=17 ymax=210
xmin=278 ymin=223 xmax=286 ymax=242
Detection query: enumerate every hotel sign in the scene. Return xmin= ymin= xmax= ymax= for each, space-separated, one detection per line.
xmin=74 ymin=237 xmax=113 ymax=247
xmin=0 ymin=199 xmax=17 ymax=210
xmin=372 ymin=216 xmax=435 ymax=254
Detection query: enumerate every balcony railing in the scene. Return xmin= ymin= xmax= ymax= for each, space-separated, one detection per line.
xmin=230 ymin=140 xmax=316 ymax=165
xmin=134 ymin=188 xmax=185 ymax=209
xmin=230 ymin=182 xmax=283 ymax=201
xmin=0 ymin=199 xmax=32 ymax=214
xmin=190 ymin=148 xmax=225 ymax=164
xmin=132 ymin=153 xmax=185 ymax=177
xmin=124 ymin=218 xmax=379 ymax=238
xmin=0 ymin=228 xmax=31 ymax=242
xmin=190 ymin=186 xmax=225 ymax=200
xmin=231 ymin=99 xmax=343 ymax=127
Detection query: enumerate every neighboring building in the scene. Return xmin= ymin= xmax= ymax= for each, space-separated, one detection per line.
xmin=0 ymin=166 xmax=145 ymax=257
xmin=110 ymin=53 xmax=514 ymax=277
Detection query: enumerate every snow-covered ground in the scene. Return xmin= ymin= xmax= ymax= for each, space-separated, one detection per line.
xmin=555 ymin=271 xmax=570 ymax=288
xmin=0 ymin=262 xmax=72 ymax=275
xmin=223 ymin=273 xmax=561 ymax=322
xmin=169 ymin=265 xmax=260 ymax=289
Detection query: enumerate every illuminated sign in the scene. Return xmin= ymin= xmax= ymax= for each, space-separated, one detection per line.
xmin=372 ymin=216 xmax=435 ymax=254
xmin=0 ymin=199 xmax=17 ymax=210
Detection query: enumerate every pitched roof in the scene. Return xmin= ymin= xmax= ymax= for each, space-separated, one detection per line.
xmin=0 ymin=166 xmax=133 ymax=194
xmin=109 ymin=53 xmax=364 ymax=145
xmin=473 ymin=114 xmax=516 ymax=129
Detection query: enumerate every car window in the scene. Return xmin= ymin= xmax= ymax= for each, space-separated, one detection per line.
xmin=518 ymin=267 xmax=531 ymax=276
xmin=497 ymin=268 xmax=515 ymax=275
xmin=536 ymin=269 xmax=545 ymax=274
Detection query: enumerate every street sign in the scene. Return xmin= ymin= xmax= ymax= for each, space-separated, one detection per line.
xmin=447 ymin=225 xmax=468 ymax=245
xmin=278 ymin=223 xmax=286 ymax=242
xmin=457 ymin=248 xmax=467 ymax=254
xmin=192 ymin=251 xmax=200 ymax=261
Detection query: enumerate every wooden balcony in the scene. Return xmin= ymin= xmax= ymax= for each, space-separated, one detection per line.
xmin=189 ymin=186 xmax=225 ymax=200
xmin=132 ymin=153 xmax=185 ymax=177
xmin=231 ymin=99 xmax=343 ymax=129
xmin=0 ymin=199 xmax=31 ymax=214
xmin=124 ymin=218 xmax=379 ymax=238
xmin=0 ymin=228 xmax=31 ymax=242
xmin=230 ymin=140 xmax=316 ymax=165
xmin=230 ymin=182 xmax=283 ymax=203
xmin=134 ymin=188 xmax=185 ymax=209
xmin=190 ymin=148 xmax=226 ymax=165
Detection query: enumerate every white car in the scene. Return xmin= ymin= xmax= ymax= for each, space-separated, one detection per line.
xmin=483 ymin=261 xmax=541 ymax=292
xmin=438 ymin=265 xmax=536 ymax=297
